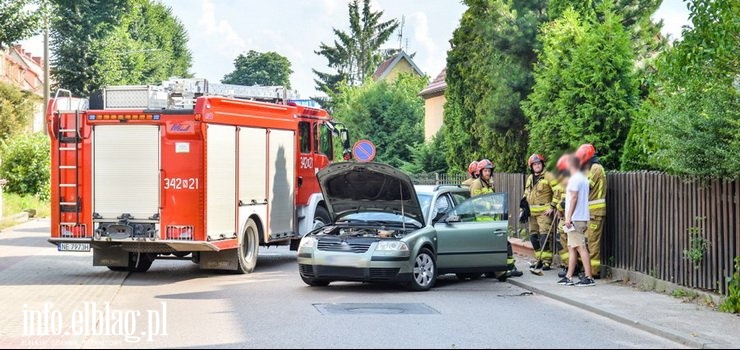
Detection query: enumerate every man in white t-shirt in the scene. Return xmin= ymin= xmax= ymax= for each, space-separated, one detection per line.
xmin=558 ymin=155 xmax=596 ymax=286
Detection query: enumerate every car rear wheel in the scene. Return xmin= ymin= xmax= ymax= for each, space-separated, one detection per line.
xmin=485 ymin=271 xmax=508 ymax=282
xmin=301 ymin=275 xmax=330 ymax=287
xmin=456 ymin=273 xmax=482 ymax=280
xmin=409 ymin=248 xmax=436 ymax=291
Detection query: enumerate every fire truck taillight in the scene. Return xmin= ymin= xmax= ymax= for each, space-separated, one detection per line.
xmin=88 ymin=114 xmax=160 ymax=121
xmin=166 ymin=225 xmax=194 ymax=241
xmin=60 ymin=224 xmax=87 ymax=238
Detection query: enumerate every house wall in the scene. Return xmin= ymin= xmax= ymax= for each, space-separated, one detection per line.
xmin=383 ymin=59 xmax=418 ymax=82
xmin=423 ymin=94 xmax=446 ymax=140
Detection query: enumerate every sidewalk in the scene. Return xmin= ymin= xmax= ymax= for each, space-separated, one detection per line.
xmin=509 ymin=259 xmax=740 ymax=349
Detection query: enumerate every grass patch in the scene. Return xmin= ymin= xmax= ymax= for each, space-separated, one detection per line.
xmin=1 ymin=192 xmax=50 ymax=229
xmin=671 ymin=288 xmax=700 ymax=302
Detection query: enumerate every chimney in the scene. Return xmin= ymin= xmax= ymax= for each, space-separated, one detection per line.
xmin=32 ymin=56 xmax=42 ymax=66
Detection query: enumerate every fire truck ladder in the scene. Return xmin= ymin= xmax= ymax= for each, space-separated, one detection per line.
xmin=53 ymin=90 xmax=84 ymax=232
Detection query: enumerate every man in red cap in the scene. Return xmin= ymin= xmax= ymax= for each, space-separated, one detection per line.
xmin=575 ymin=144 xmax=607 ymax=277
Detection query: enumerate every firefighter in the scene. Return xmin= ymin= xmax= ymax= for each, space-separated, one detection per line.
xmin=554 ymin=155 xmax=571 ymax=276
xmin=521 ymin=154 xmax=558 ymax=271
xmin=462 ymin=161 xmax=479 ymax=186
xmin=470 ymin=159 xmax=522 ymax=277
xmin=576 ymin=143 xmax=606 ymax=277
xmin=469 ymin=159 xmax=494 ymax=197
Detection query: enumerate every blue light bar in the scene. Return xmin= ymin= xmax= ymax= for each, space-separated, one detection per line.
xmin=88 ymin=114 xmax=96 ymax=120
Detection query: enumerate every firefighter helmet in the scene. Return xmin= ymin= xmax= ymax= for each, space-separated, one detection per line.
xmin=528 ymin=154 xmax=545 ymax=167
xmin=468 ymin=161 xmax=479 ymax=177
xmin=476 ymin=159 xmax=494 ymax=173
xmin=556 ymin=155 xmax=570 ymax=172
xmin=576 ymin=144 xmax=596 ymax=166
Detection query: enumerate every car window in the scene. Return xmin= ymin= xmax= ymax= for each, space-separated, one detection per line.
xmin=451 ymin=192 xmax=469 ymax=205
xmin=435 ymin=194 xmax=452 ymax=214
xmin=448 ymin=192 xmax=508 ymax=222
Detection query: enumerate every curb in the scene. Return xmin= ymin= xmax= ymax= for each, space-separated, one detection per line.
xmin=507 ymin=278 xmax=720 ymax=349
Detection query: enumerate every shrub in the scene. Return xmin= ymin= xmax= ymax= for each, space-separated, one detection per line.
xmin=719 ymin=256 xmax=740 ymax=313
xmin=0 ymin=132 xmax=51 ymax=200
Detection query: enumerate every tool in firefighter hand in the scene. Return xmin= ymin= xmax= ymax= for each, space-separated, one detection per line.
xmin=529 ymin=215 xmax=558 ymax=276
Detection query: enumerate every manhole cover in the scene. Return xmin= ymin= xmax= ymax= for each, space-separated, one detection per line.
xmin=314 ymin=303 xmax=440 ymax=315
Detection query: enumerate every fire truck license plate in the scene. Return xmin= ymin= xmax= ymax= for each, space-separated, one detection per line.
xmin=58 ymin=243 xmax=91 ymax=252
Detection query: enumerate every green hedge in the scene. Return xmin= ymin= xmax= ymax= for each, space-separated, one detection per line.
xmin=0 ymin=132 xmax=51 ymax=200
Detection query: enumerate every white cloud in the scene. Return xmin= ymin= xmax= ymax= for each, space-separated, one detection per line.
xmin=408 ymin=12 xmax=439 ymax=76
xmin=197 ymin=0 xmax=250 ymax=58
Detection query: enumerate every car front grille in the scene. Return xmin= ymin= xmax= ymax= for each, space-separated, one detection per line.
xmin=300 ymin=266 xmax=400 ymax=281
xmin=317 ymin=240 xmax=372 ymax=253
xmin=369 ymin=268 xmax=400 ymax=281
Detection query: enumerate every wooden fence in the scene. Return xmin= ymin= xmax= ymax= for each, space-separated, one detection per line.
xmin=605 ymin=172 xmax=739 ymax=294
xmin=412 ymin=171 xmax=739 ymax=294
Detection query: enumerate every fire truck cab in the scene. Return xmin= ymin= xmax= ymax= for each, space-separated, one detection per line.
xmin=46 ymin=78 xmax=350 ymax=273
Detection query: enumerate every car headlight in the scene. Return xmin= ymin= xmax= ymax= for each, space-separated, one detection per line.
xmin=376 ymin=241 xmax=409 ymax=251
xmin=299 ymin=236 xmax=316 ymax=249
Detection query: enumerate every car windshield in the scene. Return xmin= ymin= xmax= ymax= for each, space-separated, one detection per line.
xmin=417 ymin=193 xmax=433 ymax=219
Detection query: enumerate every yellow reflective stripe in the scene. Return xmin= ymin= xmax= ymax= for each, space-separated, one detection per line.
xmin=589 ymin=203 xmax=606 ymax=209
xmin=588 ymin=199 xmax=606 ymax=204
xmin=530 ymin=204 xmax=550 ymax=212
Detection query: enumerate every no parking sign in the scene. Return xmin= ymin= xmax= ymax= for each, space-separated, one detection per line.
xmin=352 ymin=140 xmax=376 ymax=162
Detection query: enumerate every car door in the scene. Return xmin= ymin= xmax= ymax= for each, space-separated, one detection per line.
xmin=434 ymin=193 xmax=509 ymax=272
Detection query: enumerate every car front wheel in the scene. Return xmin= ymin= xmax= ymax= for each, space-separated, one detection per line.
xmin=301 ymin=275 xmax=330 ymax=287
xmin=409 ymin=248 xmax=436 ymax=291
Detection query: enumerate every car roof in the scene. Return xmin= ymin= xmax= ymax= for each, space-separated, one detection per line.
xmin=414 ymin=184 xmax=469 ymax=196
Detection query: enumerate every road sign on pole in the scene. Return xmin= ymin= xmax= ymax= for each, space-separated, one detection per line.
xmin=352 ymin=140 xmax=376 ymax=162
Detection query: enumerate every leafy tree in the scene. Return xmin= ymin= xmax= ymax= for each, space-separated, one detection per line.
xmin=313 ymin=0 xmax=399 ymax=94
xmin=0 ymin=132 xmax=50 ymax=199
xmin=523 ymin=5 xmax=638 ymax=170
xmin=0 ymin=0 xmax=42 ymax=49
xmin=444 ymin=0 xmax=547 ymax=173
xmin=549 ymin=0 xmax=666 ymax=62
xmin=332 ymin=74 xmax=427 ymax=168
xmin=51 ymin=0 xmax=192 ymax=96
xmin=222 ymin=50 xmax=293 ymax=88
xmin=632 ymin=0 xmax=739 ymax=177
xmin=0 ymin=82 xmax=37 ymax=141
xmin=400 ymin=129 xmax=448 ymax=174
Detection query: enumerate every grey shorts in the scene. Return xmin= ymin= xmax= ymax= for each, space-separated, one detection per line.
xmin=567 ymin=221 xmax=589 ymax=248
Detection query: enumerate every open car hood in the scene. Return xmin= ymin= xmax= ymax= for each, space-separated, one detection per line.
xmin=317 ymin=162 xmax=424 ymax=225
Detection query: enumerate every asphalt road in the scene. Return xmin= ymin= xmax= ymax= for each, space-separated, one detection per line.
xmin=1 ymin=220 xmax=683 ymax=349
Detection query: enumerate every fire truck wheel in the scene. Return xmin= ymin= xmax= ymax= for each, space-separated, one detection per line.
xmin=129 ymin=253 xmax=155 ymax=273
xmin=313 ymin=206 xmax=331 ymax=229
xmin=107 ymin=266 xmax=128 ymax=272
xmin=237 ymin=219 xmax=259 ymax=274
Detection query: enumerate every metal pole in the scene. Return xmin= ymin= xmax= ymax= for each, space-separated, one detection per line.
xmin=43 ymin=9 xmax=50 ymax=126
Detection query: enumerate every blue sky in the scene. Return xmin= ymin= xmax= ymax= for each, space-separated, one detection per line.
xmin=22 ymin=0 xmax=691 ymax=97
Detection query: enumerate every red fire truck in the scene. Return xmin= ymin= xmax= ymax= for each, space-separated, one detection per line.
xmin=46 ymin=78 xmax=351 ymax=273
